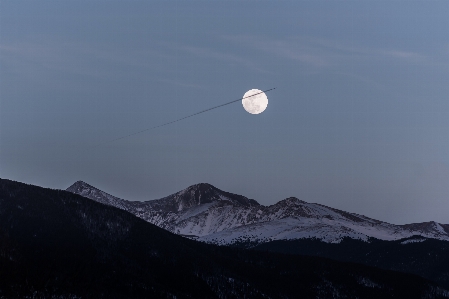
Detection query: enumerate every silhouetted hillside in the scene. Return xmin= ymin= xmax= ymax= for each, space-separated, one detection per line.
xmin=1 ymin=178 xmax=448 ymax=298
xmin=251 ymin=237 xmax=449 ymax=289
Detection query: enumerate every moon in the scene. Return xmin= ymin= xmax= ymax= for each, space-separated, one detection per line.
xmin=242 ymin=89 xmax=268 ymax=114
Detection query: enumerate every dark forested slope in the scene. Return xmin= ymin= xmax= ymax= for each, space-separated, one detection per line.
xmin=251 ymin=237 xmax=449 ymax=289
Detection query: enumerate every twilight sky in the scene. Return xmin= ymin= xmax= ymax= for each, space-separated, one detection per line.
xmin=1 ymin=1 xmax=448 ymax=224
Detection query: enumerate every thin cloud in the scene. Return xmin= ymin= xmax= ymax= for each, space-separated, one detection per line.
xmin=0 ymin=36 xmax=174 ymax=80
xmin=224 ymin=35 xmax=429 ymax=67
xmin=224 ymin=35 xmax=331 ymax=67
xmin=158 ymin=79 xmax=208 ymax=90
xmin=382 ymin=50 xmax=424 ymax=60
xmin=180 ymin=45 xmax=271 ymax=74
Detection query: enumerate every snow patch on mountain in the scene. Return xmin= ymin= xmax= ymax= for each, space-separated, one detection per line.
xmin=401 ymin=238 xmax=427 ymax=244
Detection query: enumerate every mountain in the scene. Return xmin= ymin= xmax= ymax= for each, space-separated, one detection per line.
xmin=66 ymin=180 xmax=135 ymax=212
xmin=67 ymin=181 xmax=262 ymax=237
xmin=4 ymin=178 xmax=449 ymax=298
xmin=67 ymin=181 xmax=449 ymax=244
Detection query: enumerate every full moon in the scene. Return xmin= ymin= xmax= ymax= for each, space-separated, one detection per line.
xmin=242 ymin=89 xmax=268 ymax=114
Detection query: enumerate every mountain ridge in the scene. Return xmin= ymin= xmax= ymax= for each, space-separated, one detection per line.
xmin=66 ymin=180 xmax=449 ymax=244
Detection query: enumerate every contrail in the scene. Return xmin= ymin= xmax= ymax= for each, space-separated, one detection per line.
xmin=88 ymin=88 xmax=275 ymax=150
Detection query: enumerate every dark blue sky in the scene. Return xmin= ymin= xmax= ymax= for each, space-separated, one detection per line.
xmin=1 ymin=1 xmax=448 ymax=224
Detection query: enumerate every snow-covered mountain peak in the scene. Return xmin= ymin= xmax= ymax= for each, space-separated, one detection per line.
xmin=179 ymin=183 xmax=216 ymax=193
xmin=66 ymin=180 xmax=103 ymax=198
xmin=277 ymin=197 xmax=306 ymax=205
xmin=163 ymin=183 xmax=260 ymax=212
xmin=66 ymin=180 xmax=131 ymax=211
xmin=262 ymin=198 xmax=343 ymax=221
xmin=67 ymin=180 xmax=92 ymax=191
xmin=173 ymin=183 xmax=225 ymax=211
xmin=401 ymin=221 xmax=449 ymax=237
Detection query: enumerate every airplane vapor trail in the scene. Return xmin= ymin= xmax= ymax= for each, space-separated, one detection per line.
xmin=88 ymin=88 xmax=275 ymax=150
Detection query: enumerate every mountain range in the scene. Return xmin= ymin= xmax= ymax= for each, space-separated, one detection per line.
xmin=65 ymin=181 xmax=449 ymax=289
xmin=67 ymin=180 xmax=449 ymax=245
xmin=4 ymin=178 xmax=448 ymax=298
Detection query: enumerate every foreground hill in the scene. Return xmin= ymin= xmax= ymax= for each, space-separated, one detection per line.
xmin=250 ymin=237 xmax=449 ymax=289
xmin=2 ymin=178 xmax=448 ymax=298
xmin=67 ymin=181 xmax=449 ymax=244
